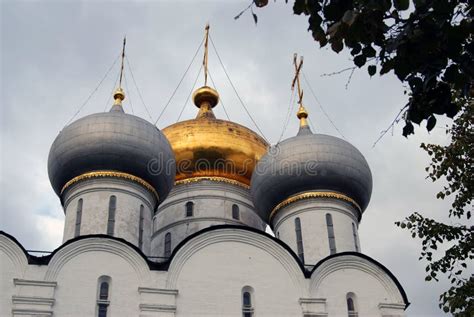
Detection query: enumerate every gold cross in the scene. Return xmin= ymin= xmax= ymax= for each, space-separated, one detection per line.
xmin=203 ymin=23 xmax=210 ymax=86
xmin=118 ymin=36 xmax=126 ymax=89
xmin=291 ymin=53 xmax=304 ymax=106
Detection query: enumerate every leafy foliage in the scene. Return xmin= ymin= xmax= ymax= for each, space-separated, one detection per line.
xmin=287 ymin=3 xmax=474 ymax=313
xmin=241 ymin=0 xmax=473 ymax=136
xmin=236 ymin=1 xmax=474 ymax=314
xmin=395 ymin=101 xmax=474 ymax=315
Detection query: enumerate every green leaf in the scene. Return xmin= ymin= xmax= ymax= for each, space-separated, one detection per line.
xmin=413 ymin=0 xmax=427 ymax=8
xmin=342 ymin=10 xmax=356 ymax=25
xmin=362 ymin=46 xmax=376 ymax=58
xmin=293 ymin=0 xmax=306 ymax=15
xmin=426 ymin=116 xmax=437 ymax=132
xmin=331 ymin=40 xmax=343 ymax=53
xmin=354 ymin=55 xmax=366 ymax=68
xmin=350 ymin=44 xmax=361 ymax=56
xmin=368 ymin=65 xmax=376 ymax=76
xmin=402 ymin=121 xmax=414 ymax=137
xmin=393 ymin=0 xmax=409 ymax=11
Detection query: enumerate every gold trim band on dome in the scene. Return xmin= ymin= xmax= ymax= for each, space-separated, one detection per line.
xmin=269 ymin=191 xmax=361 ymax=221
xmin=175 ymin=176 xmax=250 ymax=189
xmin=60 ymin=171 xmax=159 ymax=201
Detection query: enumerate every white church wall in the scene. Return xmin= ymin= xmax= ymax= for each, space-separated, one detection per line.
xmin=151 ymin=180 xmax=266 ymax=258
xmin=62 ymin=178 xmax=155 ymax=254
xmin=167 ymin=228 xmax=306 ymax=317
xmin=43 ymin=237 xmax=158 ymax=317
xmin=0 ymin=229 xmax=407 ymax=317
xmin=310 ymin=255 xmax=406 ymax=317
xmin=272 ymin=198 xmax=361 ymax=265
xmin=0 ymin=235 xmax=28 ymax=317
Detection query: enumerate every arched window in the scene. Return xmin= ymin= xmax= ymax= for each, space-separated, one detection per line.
xmin=185 ymin=201 xmax=194 ymax=217
xmin=99 ymin=282 xmax=109 ymax=300
xmin=164 ymin=232 xmax=171 ymax=258
xmin=138 ymin=205 xmax=144 ymax=250
xmin=352 ymin=223 xmax=359 ymax=252
xmin=97 ymin=276 xmax=111 ymax=317
xmin=74 ymin=198 xmax=83 ymax=237
xmin=242 ymin=286 xmax=254 ymax=317
xmin=107 ymin=196 xmax=116 ymax=236
xmin=232 ymin=204 xmax=240 ymax=220
xmin=346 ymin=292 xmax=358 ymax=317
xmin=326 ymin=213 xmax=337 ymax=254
xmin=294 ymin=217 xmax=305 ymax=263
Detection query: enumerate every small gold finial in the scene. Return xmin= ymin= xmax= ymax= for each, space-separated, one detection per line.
xmin=291 ymin=53 xmax=309 ymax=128
xmin=113 ymin=87 xmax=125 ymax=105
xmin=297 ymin=105 xmax=309 ymax=127
xmin=193 ymin=86 xmax=219 ymax=119
xmin=112 ymin=37 xmax=127 ymax=107
xmin=191 ymin=24 xmax=220 ymax=119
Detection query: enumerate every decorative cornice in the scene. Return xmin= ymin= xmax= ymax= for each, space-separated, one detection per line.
xmin=139 ymin=304 xmax=177 ymax=312
xmin=152 ymin=217 xmax=244 ymax=238
xmin=12 ymin=296 xmax=55 ymax=306
xmin=14 ymin=279 xmax=57 ymax=288
xmin=138 ymin=287 xmax=179 ymax=295
xmin=175 ymin=176 xmax=250 ymax=189
xmin=270 ymin=191 xmax=361 ymax=221
xmin=61 ymin=171 xmax=159 ymax=201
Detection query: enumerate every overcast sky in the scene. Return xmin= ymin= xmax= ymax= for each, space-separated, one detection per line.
xmin=0 ymin=1 xmax=461 ymax=315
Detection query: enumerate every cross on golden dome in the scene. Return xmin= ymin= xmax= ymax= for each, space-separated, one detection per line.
xmin=291 ymin=53 xmax=309 ymax=128
xmin=113 ymin=37 xmax=127 ymax=106
xmin=193 ymin=24 xmax=219 ymax=119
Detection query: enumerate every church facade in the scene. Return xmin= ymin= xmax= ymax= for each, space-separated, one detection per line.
xmin=0 ymin=45 xmax=408 ymax=316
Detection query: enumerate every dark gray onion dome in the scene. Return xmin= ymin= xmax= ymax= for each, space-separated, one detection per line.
xmin=48 ymin=90 xmax=175 ymax=204
xmin=250 ymin=122 xmax=372 ymax=222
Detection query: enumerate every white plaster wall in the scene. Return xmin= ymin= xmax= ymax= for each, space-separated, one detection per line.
xmin=0 ymin=248 xmax=20 ymax=316
xmin=62 ymin=178 xmax=156 ymax=255
xmin=168 ymin=229 xmax=305 ymax=317
xmin=0 ymin=230 xmax=407 ymax=317
xmin=272 ymin=198 xmax=361 ymax=265
xmin=151 ymin=180 xmax=266 ymax=258
xmin=51 ymin=249 xmax=142 ymax=316
xmin=311 ymin=256 xmax=406 ymax=317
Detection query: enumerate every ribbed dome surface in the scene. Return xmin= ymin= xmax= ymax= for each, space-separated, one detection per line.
xmin=48 ymin=110 xmax=176 ymax=202
xmin=250 ymin=133 xmax=372 ymax=222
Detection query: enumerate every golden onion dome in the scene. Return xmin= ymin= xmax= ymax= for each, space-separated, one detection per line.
xmin=162 ymin=86 xmax=269 ymax=187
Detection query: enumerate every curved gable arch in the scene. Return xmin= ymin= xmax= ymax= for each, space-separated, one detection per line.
xmin=166 ymin=227 xmax=307 ymax=293
xmin=310 ymin=252 xmax=409 ymax=308
xmin=44 ymin=237 xmax=151 ymax=284
xmin=0 ymin=232 xmax=28 ymax=278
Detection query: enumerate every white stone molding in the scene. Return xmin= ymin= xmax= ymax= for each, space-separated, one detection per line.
xmin=63 ymin=177 xmax=156 ymax=214
xmin=272 ymin=198 xmax=359 ymax=231
xmin=0 ymin=235 xmax=28 ymax=278
xmin=13 ymin=279 xmax=57 ymax=287
xmin=12 ymin=308 xmax=53 ymax=316
xmin=299 ymin=298 xmax=327 ymax=317
xmin=12 ymin=296 xmax=55 ymax=306
xmin=12 ymin=279 xmax=57 ymax=317
xmin=152 ymin=217 xmax=244 ymax=237
xmin=378 ymin=302 xmax=406 ymax=316
xmin=139 ymin=304 xmax=177 ymax=312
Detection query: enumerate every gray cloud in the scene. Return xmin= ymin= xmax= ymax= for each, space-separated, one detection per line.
xmin=1 ymin=1 xmax=459 ymax=315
